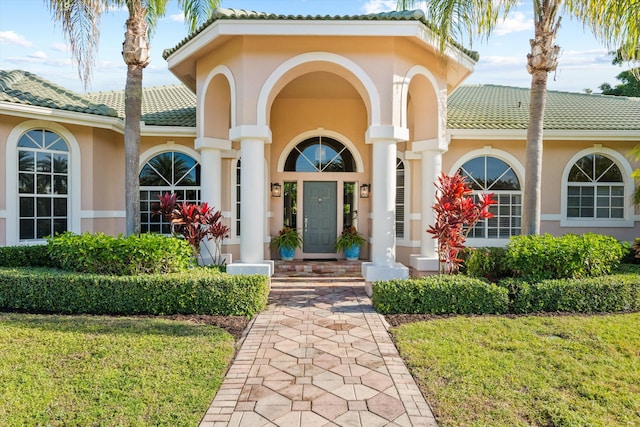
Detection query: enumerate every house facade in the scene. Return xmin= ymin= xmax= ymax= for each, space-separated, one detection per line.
xmin=1 ymin=9 xmax=639 ymax=280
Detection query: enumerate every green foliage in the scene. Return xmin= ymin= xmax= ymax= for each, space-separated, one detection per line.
xmin=372 ymin=275 xmax=509 ymax=315
xmin=270 ymin=227 xmax=303 ymax=250
xmin=600 ymin=67 xmax=640 ymax=97
xmin=0 ymin=245 xmax=55 ymax=268
xmin=335 ymin=226 xmax=366 ymax=251
xmin=47 ymin=232 xmax=194 ymax=276
xmin=0 ymin=268 xmax=269 ymax=317
xmin=465 ymin=247 xmax=511 ymax=280
xmin=499 ymin=275 xmax=640 ymax=314
xmin=505 ymin=233 xmax=625 ymax=281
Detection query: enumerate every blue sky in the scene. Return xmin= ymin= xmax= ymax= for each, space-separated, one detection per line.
xmin=0 ymin=0 xmax=630 ymax=94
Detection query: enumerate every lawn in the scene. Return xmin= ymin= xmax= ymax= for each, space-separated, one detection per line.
xmin=391 ymin=312 xmax=640 ymax=427
xmin=0 ymin=313 xmax=236 ymax=426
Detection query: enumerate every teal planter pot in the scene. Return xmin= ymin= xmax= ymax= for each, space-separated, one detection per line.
xmin=279 ymin=246 xmax=295 ymax=261
xmin=344 ymin=244 xmax=361 ymax=261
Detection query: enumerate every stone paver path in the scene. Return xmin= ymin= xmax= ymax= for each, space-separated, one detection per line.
xmin=200 ymin=280 xmax=437 ymax=427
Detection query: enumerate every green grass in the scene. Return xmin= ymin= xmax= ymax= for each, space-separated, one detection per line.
xmin=0 ymin=313 xmax=235 ymax=426
xmin=392 ymin=313 xmax=640 ymax=426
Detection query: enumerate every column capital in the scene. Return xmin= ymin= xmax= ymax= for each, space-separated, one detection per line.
xmin=365 ymin=125 xmax=409 ymax=144
xmin=411 ymin=137 xmax=449 ymax=153
xmin=229 ymin=125 xmax=272 ymax=143
xmin=194 ymin=137 xmax=232 ymax=151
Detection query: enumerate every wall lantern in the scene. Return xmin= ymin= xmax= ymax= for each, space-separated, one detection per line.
xmin=359 ymin=184 xmax=370 ymax=198
xmin=271 ymin=183 xmax=282 ymax=197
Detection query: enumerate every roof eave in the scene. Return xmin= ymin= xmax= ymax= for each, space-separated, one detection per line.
xmin=448 ymin=128 xmax=640 ymax=141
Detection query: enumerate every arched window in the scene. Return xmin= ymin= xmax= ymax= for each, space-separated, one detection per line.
xmin=459 ymin=156 xmax=521 ymax=239
xmin=284 ymin=136 xmax=355 ymax=172
xmin=139 ymin=151 xmax=200 ymax=233
xmin=17 ymin=129 xmax=69 ymax=240
xmin=567 ymin=154 xmax=624 ymax=219
xmin=396 ymin=158 xmax=405 ymax=239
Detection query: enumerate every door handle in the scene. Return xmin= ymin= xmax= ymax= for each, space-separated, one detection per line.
xmin=304 ymin=216 xmax=308 ymax=232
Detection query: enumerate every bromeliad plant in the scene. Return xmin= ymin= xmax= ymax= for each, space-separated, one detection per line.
xmin=427 ymin=172 xmax=496 ymax=274
xmin=156 ymin=192 xmax=230 ymax=265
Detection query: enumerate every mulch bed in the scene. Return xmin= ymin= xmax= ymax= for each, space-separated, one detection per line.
xmin=159 ymin=315 xmax=251 ymax=341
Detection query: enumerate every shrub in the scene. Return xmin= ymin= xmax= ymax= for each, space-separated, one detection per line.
xmin=0 ymin=245 xmax=55 ymax=268
xmin=505 ymin=233 xmax=625 ymax=281
xmin=0 ymin=267 xmax=269 ymax=317
xmin=372 ymin=275 xmax=509 ymax=315
xmin=500 ymin=275 xmax=640 ymax=314
xmin=47 ymin=232 xmax=194 ymax=275
xmin=465 ymin=247 xmax=511 ymax=280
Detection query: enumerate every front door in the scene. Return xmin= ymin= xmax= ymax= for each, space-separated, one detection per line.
xmin=303 ymin=181 xmax=337 ymax=254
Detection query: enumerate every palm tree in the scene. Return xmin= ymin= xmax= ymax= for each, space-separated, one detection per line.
xmin=397 ymin=0 xmax=639 ymax=234
xmin=46 ymin=0 xmax=219 ymax=235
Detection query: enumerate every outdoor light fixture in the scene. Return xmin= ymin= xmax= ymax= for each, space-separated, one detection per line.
xmin=359 ymin=184 xmax=370 ymax=198
xmin=271 ymin=183 xmax=282 ymax=197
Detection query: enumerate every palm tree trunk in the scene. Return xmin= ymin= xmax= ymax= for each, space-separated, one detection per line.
xmin=522 ymin=70 xmax=547 ymax=235
xmin=124 ymin=64 xmax=143 ymax=236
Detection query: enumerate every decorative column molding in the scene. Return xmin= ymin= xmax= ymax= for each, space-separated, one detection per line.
xmin=361 ymin=125 xmax=409 ymax=288
xmin=226 ymin=125 xmax=273 ymax=276
xmin=410 ymin=137 xmax=449 ymax=274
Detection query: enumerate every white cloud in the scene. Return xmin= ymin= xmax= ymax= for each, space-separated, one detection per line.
xmin=169 ymin=13 xmax=184 ymax=23
xmin=29 ymin=51 xmax=48 ymax=60
xmin=362 ymin=0 xmax=396 ymax=14
xmin=0 ymin=30 xmax=34 ymax=47
xmin=51 ymin=42 xmax=69 ymax=52
xmin=494 ymin=12 xmax=533 ymax=36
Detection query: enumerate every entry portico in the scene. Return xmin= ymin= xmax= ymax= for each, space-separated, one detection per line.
xmin=163 ymin=8 xmax=477 ymax=279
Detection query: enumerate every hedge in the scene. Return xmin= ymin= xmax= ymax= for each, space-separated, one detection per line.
xmin=500 ymin=275 xmax=640 ymax=314
xmin=372 ymin=275 xmax=509 ymax=315
xmin=0 ymin=268 xmax=269 ymax=317
xmin=47 ymin=232 xmax=194 ymax=275
xmin=0 ymin=245 xmax=55 ymax=268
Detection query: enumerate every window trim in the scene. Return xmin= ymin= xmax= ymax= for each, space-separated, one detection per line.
xmin=6 ymin=121 xmax=81 ymax=245
xmin=277 ymin=130 xmax=364 ymax=173
xmin=395 ymin=154 xmax=411 ymax=245
xmin=561 ymin=147 xmax=634 ymax=227
xmin=449 ymin=147 xmax=524 ymax=246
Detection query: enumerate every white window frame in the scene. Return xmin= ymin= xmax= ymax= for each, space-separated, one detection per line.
xmin=5 ymin=121 xmax=81 ymax=245
xmin=449 ymin=147 xmax=525 ymax=247
xmin=395 ymin=153 xmax=411 ymax=246
xmin=561 ymin=146 xmax=634 ymax=227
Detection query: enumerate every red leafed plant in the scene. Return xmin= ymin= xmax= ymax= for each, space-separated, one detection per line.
xmin=427 ymin=173 xmax=496 ymax=274
xmin=156 ymin=193 xmax=230 ymax=265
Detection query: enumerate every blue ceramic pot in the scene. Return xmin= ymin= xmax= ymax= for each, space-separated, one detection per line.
xmin=344 ymin=244 xmax=361 ymax=261
xmin=279 ymin=246 xmax=295 ymax=261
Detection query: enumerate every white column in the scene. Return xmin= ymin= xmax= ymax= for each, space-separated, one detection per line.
xmin=362 ymin=125 xmax=409 ymax=285
xmin=195 ymin=137 xmax=230 ymax=265
xmin=410 ymin=138 xmax=448 ymax=273
xmin=226 ymin=125 xmax=273 ymax=276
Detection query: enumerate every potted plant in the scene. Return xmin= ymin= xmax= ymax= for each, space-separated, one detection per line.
xmin=335 ymin=226 xmax=366 ymax=261
xmin=270 ymin=227 xmax=303 ymax=260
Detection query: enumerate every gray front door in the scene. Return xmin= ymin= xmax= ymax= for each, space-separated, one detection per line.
xmin=303 ymin=181 xmax=337 ymax=253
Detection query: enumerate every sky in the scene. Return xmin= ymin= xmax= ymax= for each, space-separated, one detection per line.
xmin=0 ymin=0 xmax=632 ymax=95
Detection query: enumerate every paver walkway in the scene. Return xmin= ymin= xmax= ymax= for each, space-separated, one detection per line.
xmin=200 ymin=279 xmax=437 ymax=427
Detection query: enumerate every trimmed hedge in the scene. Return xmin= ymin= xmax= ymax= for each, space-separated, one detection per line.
xmin=500 ymin=275 xmax=640 ymax=314
xmin=47 ymin=232 xmax=194 ymax=275
xmin=0 ymin=245 xmax=55 ymax=268
xmin=0 ymin=267 xmax=269 ymax=317
xmin=372 ymin=275 xmax=509 ymax=315
xmin=465 ymin=247 xmax=511 ymax=280
xmin=506 ymin=233 xmax=625 ymax=281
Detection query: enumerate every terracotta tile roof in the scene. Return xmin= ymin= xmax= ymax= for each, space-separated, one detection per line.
xmin=161 ymin=8 xmax=479 ymax=62
xmin=86 ymin=85 xmax=196 ymax=127
xmin=448 ymin=84 xmax=640 ymax=130
xmin=0 ymin=69 xmax=117 ymax=117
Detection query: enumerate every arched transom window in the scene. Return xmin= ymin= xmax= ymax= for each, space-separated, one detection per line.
xmin=459 ymin=156 xmax=521 ymax=239
xmin=284 ymin=136 xmax=355 ymax=172
xmin=139 ymin=151 xmax=200 ymax=233
xmin=17 ymin=129 xmax=69 ymax=240
xmin=567 ymin=154 xmax=624 ymax=219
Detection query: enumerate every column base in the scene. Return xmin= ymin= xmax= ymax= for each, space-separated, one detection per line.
xmin=226 ymin=261 xmax=274 ymax=276
xmin=409 ymin=255 xmax=440 ymax=277
xmin=362 ymin=262 xmax=409 ymax=296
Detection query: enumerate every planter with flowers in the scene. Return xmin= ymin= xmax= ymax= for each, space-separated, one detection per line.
xmin=270 ymin=227 xmax=303 ymax=260
xmin=335 ymin=226 xmax=366 ymax=261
